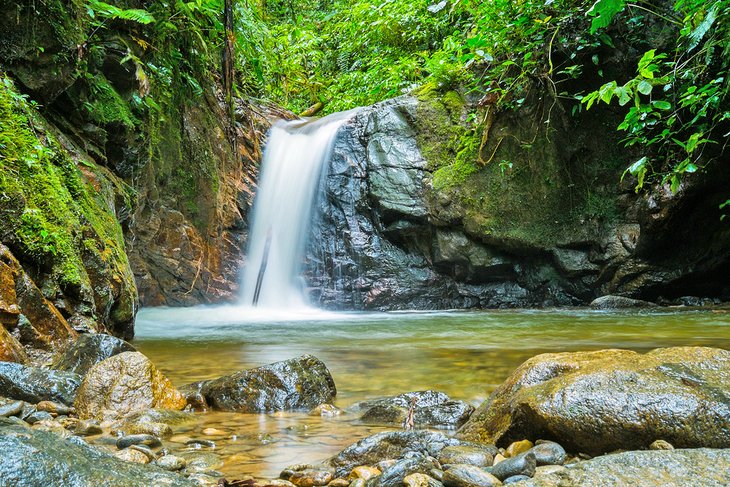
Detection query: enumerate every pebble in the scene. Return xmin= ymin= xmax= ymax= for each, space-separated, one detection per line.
xmin=309 ymin=404 xmax=343 ymax=417
xmin=157 ymin=454 xmax=187 ymax=471
xmin=202 ymin=427 xmax=227 ymax=436
xmin=129 ymin=444 xmax=158 ymax=461
xmin=116 ymin=434 xmax=162 ymax=449
xmin=327 ymin=478 xmax=350 ymax=487
xmin=349 ymin=480 xmax=366 ymax=487
xmin=529 ymin=441 xmax=567 ymax=465
xmin=288 ymin=469 xmax=334 ymax=487
xmin=35 ymin=400 xmax=73 ymax=415
xmin=129 ymin=421 xmax=173 ymax=438
xmin=649 ymin=440 xmax=674 ymax=450
xmin=489 ymin=452 xmax=536 ymax=481
xmin=115 ymin=448 xmax=150 ymax=464
xmin=0 ymin=400 xmax=25 ymax=418
xmin=25 ymin=411 xmax=53 ymax=425
xmin=442 ymin=464 xmax=501 ymax=487
xmin=438 ymin=445 xmax=494 ymax=467
xmin=349 ymin=466 xmax=381 ymax=480
xmin=403 ymin=473 xmax=443 ymax=487
xmin=503 ymin=475 xmax=531 ymax=484
xmin=492 ymin=454 xmax=506 ymax=465
xmin=506 ymin=440 xmax=533 ymax=458
xmin=374 ymin=460 xmax=397 ymax=472
xmin=74 ymin=420 xmax=103 ymax=436
xmin=186 ymin=439 xmax=216 ymax=449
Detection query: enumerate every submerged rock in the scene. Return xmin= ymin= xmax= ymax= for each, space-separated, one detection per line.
xmin=351 ymin=391 xmax=474 ymax=429
xmin=0 ymin=417 xmax=194 ymax=486
xmin=457 ymin=347 xmax=730 ymax=455
xmin=52 ymin=333 xmax=136 ymax=376
xmin=194 ymin=355 xmax=336 ymax=413
xmin=0 ymin=361 xmax=81 ymax=405
xmin=518 ymin=448 xmax=730 ymax=486
xmin=74 ymin=352 xmax=186 ymax=420
xmin=589 ymin=295 xmax=657 ymax=309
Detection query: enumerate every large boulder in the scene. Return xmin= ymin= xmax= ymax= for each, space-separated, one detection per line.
xmin=0 ymin=417 xmax=194 ymax=486
xmin=0 ymin=361 xmax=81 ymax=405
xmin=351 ymin=390 xmax=474 ymax=429
xmin=457 ymin=347 xmax=730 ymax=455
xmin=518 ymin=448 xmax=730 ymax=486
xmin=195 ymin=354 xmax=336 ymax=412
xmin=52 ymin=333 xmax=136 ymax=376
xmin=74 ymin=352 xmax=186 ymax=420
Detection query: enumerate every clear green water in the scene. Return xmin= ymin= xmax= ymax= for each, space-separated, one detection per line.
xmin=133 ymin=306 xmax=730 ymax=479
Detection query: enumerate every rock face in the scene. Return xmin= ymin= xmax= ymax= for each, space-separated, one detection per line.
xmin=52 ymin=333 xmax=136 ymax=376
xmin=519 ymin=448 xmax=730 ymax=486
xmin=302 ymin=94 xmax=730 ymax=309
xmin=0 ymin=362 xmax=81 ymax=405
xmin=194 ymin=355 xmax=336 ymax=412
xmin=351 ymin=391 xmax=474 ymax=429
xmin=457 ymin=347 xmax=730 ymax=455
xmin=0 ymin=417 xmax=195 ymax=486
xmin=74 ymin=352 xmax=186 ymax=420
xmin=0 ymin=325 xmax=28 ymax=364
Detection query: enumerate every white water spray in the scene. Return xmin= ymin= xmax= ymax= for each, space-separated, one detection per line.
xmin=241 ymin=110 xmax=356 ymax=309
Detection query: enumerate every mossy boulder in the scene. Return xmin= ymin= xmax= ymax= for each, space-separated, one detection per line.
xmin=74 ymin=351 xmax=186 ymax=420
xmin=194 ymin=354 xmax=337 ymax=412
xmin=457 ymin=347 xmax=730 ymax=455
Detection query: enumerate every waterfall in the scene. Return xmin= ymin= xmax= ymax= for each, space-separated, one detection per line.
xmin=241 ymin=110 xmax=356 ymax=309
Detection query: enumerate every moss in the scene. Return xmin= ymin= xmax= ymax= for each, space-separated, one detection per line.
xmin=84 ymin=74 xmax=138 ymax=129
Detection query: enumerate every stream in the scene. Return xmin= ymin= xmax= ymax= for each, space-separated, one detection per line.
xmin=134 ymin=306 xmax=730 ymax=479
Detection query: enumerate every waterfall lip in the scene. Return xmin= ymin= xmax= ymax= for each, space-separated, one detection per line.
xmin=277 ymin=107 xmax=362 ymax=134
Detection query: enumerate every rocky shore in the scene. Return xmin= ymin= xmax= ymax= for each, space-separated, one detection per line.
xmin=0 ymin=334 xmax=729 ymax=486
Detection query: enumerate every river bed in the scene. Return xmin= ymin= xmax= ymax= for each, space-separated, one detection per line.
xmin=134 ymin=306 xmax=730 ymax=479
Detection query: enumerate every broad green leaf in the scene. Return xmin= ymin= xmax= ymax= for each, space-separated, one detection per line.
xmin=615 ymin=86 xmax=631 ymax=105
xmin=637 ymin=80 xmax=653 ymax=95
xmin=587 ymin=0 xmax=626 ymax=34
xmin=651 ymin=100 xmax=671 ymax=110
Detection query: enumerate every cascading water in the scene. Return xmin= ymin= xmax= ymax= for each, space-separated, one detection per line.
xmin=241 ymin=110 xmax=356 ymax=309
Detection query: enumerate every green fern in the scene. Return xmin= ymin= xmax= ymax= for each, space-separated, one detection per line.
xmin=87 ymin=0 xmax=155 ymax=24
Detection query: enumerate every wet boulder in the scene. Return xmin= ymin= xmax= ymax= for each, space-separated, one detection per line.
xmin=590 ymin=295 xmax=657 ymax=309
xmin=74 ymin=352 xmax=186 ymax=420
xmin=196 ymin=355 xmax=336 ymax=413
xmin=518 ymin=448 xmax=730 ymax=486
xmin=0 ymin=417 xmax=195 ymax=486
xmin=351 ymin=391 xmax=474 ymax=429
xmin=0 ymin=326 xmax=28 ymax=364
xmin=52 ymin=333 xmax=136 ymax=376
xmin=457 ymin=347 xmax=730 ymax=455
xmin=0 ymin=361 xmax=81 ymax=405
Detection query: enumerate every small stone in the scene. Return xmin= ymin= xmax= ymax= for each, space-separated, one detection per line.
xmin=348 ymin=466 xmax=381 ymax=480
xmin=186 ymin=439 xmax=216 ymax=448
xmin=310 ymin=404 xmax=343 ymax=417
xmin=506 ymin=440 xmax=533 ymax=458
xmin=129 ymin=444 xmax=157 ymax=461
xmin=534 ymin=465 xmax=566 ymax=476
xmin=374 ymin=460 xmax=397 ymax=472
xmin=490 ymin=452 xmax=536 ymax=481
xmin=0 ymin=400 xmax=25 ymax=418
xmin=35 ymin=400 xmax=73 ymax=415
xmin=349 ymin=479 xmax=366 ymax=487
xmin=116 ymin=434 xmax=162 ymax=449
xmin=115 ymin=448 xmax=150 ymax=464
xmin=503 ymin=475 xmax=531 ymax=484
xmin=327 ymin=479 xmax=350 ymax=487
xmin=492 ymin=454 xmax=506 ymax=465
xmin=128 ymin=420 xmax=173 ymax=438
xmin=25 ymin=411 xmax=53 ymax=424
xmin=529 ymin=441 xmax=567 ymax=465
xmin=157 ymin=454 xmax=187 ymax=471
xmin=438 ymin=445 xmax=495 ymax=467
xmin=649 ymin=440 xmax=674 ymax=451
xmin=442 ymin=464 xmax=500 ymax=487
xmin=202 ymin=427 xmax=227 ymax=436
xmin=403 ymin=473 xmax=443 ymax=487
xmin=74 ymin=419 xmax=103 ymax=436
xmin=288 ymin=469 xmax=334 ymax=487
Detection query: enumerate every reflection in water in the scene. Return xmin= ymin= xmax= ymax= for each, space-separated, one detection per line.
xmin=134 ymin=307 xmax=730 ymax=478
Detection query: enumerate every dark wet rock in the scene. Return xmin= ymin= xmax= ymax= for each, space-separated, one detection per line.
xmin=74 ymin=352 xmax=186 ymax=420
xmin=438 ymin=445 xmax=496 ymax=467
xmin=0 ymin=416 xmax=195 ymax=485
xmin=457 ymin=347 xmax=730 ymax=455
xmin=0 ymin=399 xmax=24 ymax=417
xmin=442 ymin=464 xmax=501 ymax=487
xmin=589 ymin=295 xmax=657 ymax=309
xmin=322 ymin=431 xmax=464 ymax=477
xmin=25 ymin=410 xmax=53 ymax=424
xmin=518 ymin=448 xmax=730 ymax=486
xmin=52 ymin=333 xmax=136 ymax=376
xmin=366 ymin=455 xmax=439 ymax=487
xmin=353 ymin=391 xmax=473 ymax=429
xmin=529 ymin=441 xmax=566 ymax=466
xmin=0 ymin=362 xmax=81 ymax=405
xmin=490 ymin=452 xmax=536 ymax=480
xmin=403 ymin=473 xmax=444 ymax=487
xmin=74 ymin=419 xmax=103 ymax=436
xmin=195 ymin=355 xmax=336 ymax=413
xmin=504 ymin=475 xmax=531 ymax=484
xmin=116 ymin=433 xmax=162 ymax=449
xmin=157 ymin=454 xmax=187 ymax=471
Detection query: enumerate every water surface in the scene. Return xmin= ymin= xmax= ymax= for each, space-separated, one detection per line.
xmin=134 ymin=306 xmax=730 ymax=478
